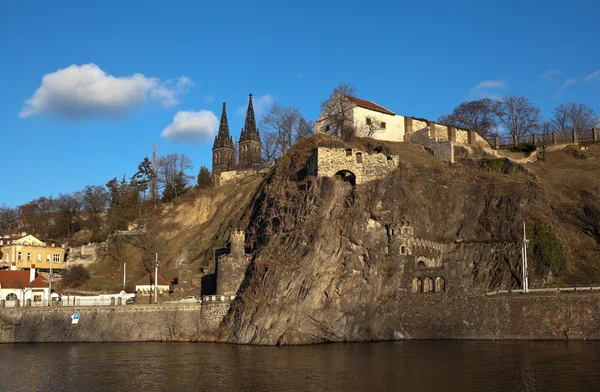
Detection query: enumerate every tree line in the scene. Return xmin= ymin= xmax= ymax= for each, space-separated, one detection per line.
xmin=438 ymin=97 xmax=598 ymax=140
xmin=0 ymin=153 xmax=213 ymax=244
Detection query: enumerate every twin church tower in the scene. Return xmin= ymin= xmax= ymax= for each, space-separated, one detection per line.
xmin=212 ymin=93 xmax=262 ymax=178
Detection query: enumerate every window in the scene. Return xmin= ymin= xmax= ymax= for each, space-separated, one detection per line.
xmin=18 ymin=252 xmax=22 ymax=261
xmin=53 ymin=254 xmax=60 ymax=263
xmin=346 ymin=149 xmax=352 ymax=157
xmin=381 ymin=122 xmax=386 ymax=129
xmin=400 ymin=245 xmax=407 ymax=255
xmin=366 ymin=117 xmax=372 ymax=125
xmin=34 ymin=295 xmax=42 ymax=302
xmin=46 ymin=254 xmax=51 ymax=262
xmin=27 ymin=252 xmax=32 ymax=261
xmin=6 ymin=293 xmax=17 ymax=300
xmin=324 ymin=125 xmax=330 ymax=132
xmin=356 ymin=152 xmax=363 ymax=163
xmin=37 ymin=253 xmax=41 ymax=262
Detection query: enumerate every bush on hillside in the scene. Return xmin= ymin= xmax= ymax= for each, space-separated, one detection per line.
xmin=62 ymin=264 xmax=91 ymax=287
xmin=528 ymin=222 xmax=567 ymax=276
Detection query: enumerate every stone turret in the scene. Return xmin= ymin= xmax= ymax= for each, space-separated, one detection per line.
xmin=238 ymin=94 xmax=262 ymax=170
xmin=212 ymin=102 xmax=235 ymax=180
xmin=386 ymin=221 xmax=414 ymax=255
xmin=216 ymin=230 xmax=252 ymax=297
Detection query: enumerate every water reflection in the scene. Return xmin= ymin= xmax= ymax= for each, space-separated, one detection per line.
xmin=0 ymin=341 xmax=598 ymax=392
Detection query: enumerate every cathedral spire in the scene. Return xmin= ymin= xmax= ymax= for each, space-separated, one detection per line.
xmin=213 ymin=102 xmax=233 ymax=149
xmin=240 ymin=93 xmax=259 ymax=142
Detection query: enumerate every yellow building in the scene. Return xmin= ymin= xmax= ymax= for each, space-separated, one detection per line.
xmin=1 ymin=234 xmax=66 ymax=271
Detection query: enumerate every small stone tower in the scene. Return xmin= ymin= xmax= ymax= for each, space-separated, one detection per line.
xmin=386 ymin=221 xmax=414 ymax=255
xmin=238 ymin=93 xmax=262 ymax=170
xmin=212 ymin=102 xmax=235 ymax=179
xmin=216 ymin=230 xmax=252 ymax=297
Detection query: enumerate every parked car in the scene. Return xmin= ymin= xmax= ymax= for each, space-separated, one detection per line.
xmin=125 ymin=297 xmax=136 ymax=305
xmin=179 ymin=296 xmax=199 ymax=303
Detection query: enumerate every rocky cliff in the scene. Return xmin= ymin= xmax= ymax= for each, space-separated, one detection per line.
xmin=211 ymin=135 xmax=600 ymax=345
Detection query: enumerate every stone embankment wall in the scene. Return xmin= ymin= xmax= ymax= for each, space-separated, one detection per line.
xmin=0 ymin=303 xmax=229 ymax=343
xmin=409 ymin=129 xmax=454 ymax=163
xmin=391 ymin=293 xmax=600 ymax=341
xmin=307 ymin=147 xmax=399 ymax=184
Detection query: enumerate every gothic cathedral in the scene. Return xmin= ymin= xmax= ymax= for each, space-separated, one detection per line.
xmin=212 ymin=94 xmax=262 ymax=179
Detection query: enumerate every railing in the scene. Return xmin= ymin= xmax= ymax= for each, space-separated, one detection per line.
xmin=485 ymin=286 xmax=600 ymax=296
xmin=491 ymin=128 xmax=598 ymax=149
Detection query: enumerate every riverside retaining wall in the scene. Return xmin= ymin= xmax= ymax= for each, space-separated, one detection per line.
xmin=1 ymin=294 xmax=599 ymax=343
xmin=0 ymin=303 xmax=229 ymax=343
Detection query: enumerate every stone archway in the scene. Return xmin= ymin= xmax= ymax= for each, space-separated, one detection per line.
xmin=334 ymin=170 xmax=356 ymax=186
xmin=412 ymin=278 xmax=422 ymax=293
xmin=435 ymin=277 xmax=446 ymax=292
xmin=423 ymin=277 xmax=434 ymax=292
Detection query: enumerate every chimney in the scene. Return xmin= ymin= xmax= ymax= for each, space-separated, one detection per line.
xmin=30 ymin=264 xmax=36 ymax=283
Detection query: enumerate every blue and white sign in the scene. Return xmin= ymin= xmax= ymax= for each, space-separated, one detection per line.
xmin=71 ymin=313 xmax=80 ymax=325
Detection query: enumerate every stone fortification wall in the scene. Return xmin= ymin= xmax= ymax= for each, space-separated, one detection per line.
xmin=0 ymin=303 xmax=229 ymax=343
xmin=409 ymin=129 xmax=454 ymax=163
xmin=308 ymin=147 xmax=399 ymax=184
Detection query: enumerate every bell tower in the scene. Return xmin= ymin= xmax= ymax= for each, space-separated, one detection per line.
xmin=212 ymin=102 xmax=235 ymax=180
xmin=238 ymin=93 xmax=262 ymax=170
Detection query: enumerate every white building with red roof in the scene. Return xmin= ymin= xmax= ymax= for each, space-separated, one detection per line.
xmin=315 ymin=93 xmax=409 ymax=142
xmin=135 ymin=272 xmax=170 ymax=294
xmin=0 ymin=266 xmax=50 ymax=303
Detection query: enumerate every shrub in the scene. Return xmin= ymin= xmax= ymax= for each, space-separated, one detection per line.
xmin=528 ymin=222 xmax=567 ymax=276
xmin=510 ymin=143 xmax=536 ymax=154
xmin=62 ymin=264 xmax=91 ymax=287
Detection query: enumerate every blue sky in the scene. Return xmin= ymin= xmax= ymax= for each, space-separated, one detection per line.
xmin=1 ymin=0 xmax=599 ymax=207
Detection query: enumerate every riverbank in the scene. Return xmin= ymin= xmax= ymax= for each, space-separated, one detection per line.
xmin=1 ymin=293 xmax=599 ymax=344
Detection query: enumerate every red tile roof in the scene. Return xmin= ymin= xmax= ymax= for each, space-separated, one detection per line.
xmin=0 ymin=270 xmax=48 ymax=289
xmin=135 ymin=273 xmax=170 ymax=286
xmin=344 ymin=95 xmax=395 ymax=116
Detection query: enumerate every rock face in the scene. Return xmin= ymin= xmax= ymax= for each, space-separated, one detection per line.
xmin=217 ymin=137 xmax=552 ymax=345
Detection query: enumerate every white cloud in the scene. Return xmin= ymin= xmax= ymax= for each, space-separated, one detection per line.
xmin=236 ymin=94 xmax=274 ymax=117
xmin=541 ymin=69 xmax=562 ymax=79
xmin=469 ymin=80 xmax=506 ymax=99
xmin=161 ymin=110 xmax=218 ymax=144
xmin=20 ymin=63 xmax=193 ymax=120
xmin=584 ymin=70 xmax=600 ymax=82
xmin=553 ymin=78 xmax=578 ymax=97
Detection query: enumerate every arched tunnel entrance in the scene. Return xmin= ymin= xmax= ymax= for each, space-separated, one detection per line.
xmin=334 ymin=170 xmax=356 ymax=186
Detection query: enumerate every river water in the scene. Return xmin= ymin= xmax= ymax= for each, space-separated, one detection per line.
xmin=0 ymin=341 xmax=598 ymax=391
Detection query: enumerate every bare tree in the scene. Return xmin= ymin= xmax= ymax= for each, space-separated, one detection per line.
xmin=261 ymin=130 xmax=280 ymax=162
xmin=551 ymin=103 xmax=597 ymax=135
xmin=0 ymin=205 xmax=19 ymax=234
xmin=438 ymin=98 xmax=500 ymax=139
xmin=318 ymin=83 xmax=357 ymax=140
xmin=157 ymin=153 xmax=193 ymax=201
xmin=260 ymin=102 xmax=313 ymax=158
xmin=361 ymin=115 xmax=385 ymax=138
xmin=495 ymin=95 xmax=542 ymax=137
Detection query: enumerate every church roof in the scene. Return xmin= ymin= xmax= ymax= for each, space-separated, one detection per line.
xmin=344 ymin=95 xmax=396 ymax=116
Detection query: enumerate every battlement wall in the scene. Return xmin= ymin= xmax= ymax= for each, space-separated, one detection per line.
xmin=308 ymin=147 xmax=399 ymax=184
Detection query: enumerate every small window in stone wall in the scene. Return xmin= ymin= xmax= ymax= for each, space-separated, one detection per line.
xmin=381 ymin=122 xmax=386 ymax=129
xmin=346 ymin=149 xmax=352 ymax=157
xmin=325 ymin=125 xmax=330 ymax=132
xmin=356 ymin=153 xmax=362 ymax=163
xmin=366 ymin=117 xmax=372 ymax=125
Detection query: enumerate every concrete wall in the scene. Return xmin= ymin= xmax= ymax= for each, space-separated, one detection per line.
xmin=0 ymin=302 xmax=230 ymax=343
xmin=308 ymin=147 xmax=400 ymax=185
